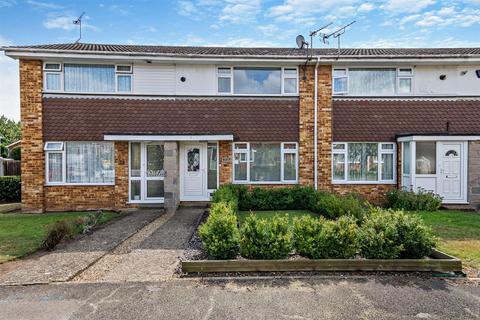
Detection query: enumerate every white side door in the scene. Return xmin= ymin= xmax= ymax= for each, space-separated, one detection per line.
xmin=180 ymin=143 xmax=207 ymax=201
xmin=439 ymin=142 xmax=463 ymax=202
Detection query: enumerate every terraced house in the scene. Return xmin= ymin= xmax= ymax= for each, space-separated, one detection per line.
xmin=2 ymin=44 xmax=480 ymax=213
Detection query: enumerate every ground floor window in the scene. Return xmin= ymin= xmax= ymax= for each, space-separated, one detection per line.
xmin=45 ymin=141 xmax=115 ymax=185
xmin=332 ymin=142 xmax=396 ymax=183
xmin=233 ymin=142 xmax=298 ymax=183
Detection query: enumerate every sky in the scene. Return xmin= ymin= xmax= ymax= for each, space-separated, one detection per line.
xmin=1 ymin=0 xmax=480 ymax=121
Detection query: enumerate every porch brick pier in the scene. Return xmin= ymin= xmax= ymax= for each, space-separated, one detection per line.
xmin=164 ymin=142 xmax=180 ymax=213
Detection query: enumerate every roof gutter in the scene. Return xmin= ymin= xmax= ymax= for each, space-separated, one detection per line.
xmin=314 ymin=57 xmax=320 ymax=190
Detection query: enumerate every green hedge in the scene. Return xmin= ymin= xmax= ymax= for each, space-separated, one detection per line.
xmin=0 ymin=176 xmax=21 ymax=202
xmin=199 ymin=185 xmax=436 ymax=260
xmin=359 ymin=208 xmax=436 ymax=259
xmin=240 ymin=214 xmax=293 ymax=259
xmin=198 ymin=202 xmax=240 ymax=259
xmin=385 ymin=189 xmax=442 ymax=211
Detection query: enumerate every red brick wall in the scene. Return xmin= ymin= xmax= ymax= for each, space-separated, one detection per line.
xmin=19 ymin=60 xmax=45 ymax=213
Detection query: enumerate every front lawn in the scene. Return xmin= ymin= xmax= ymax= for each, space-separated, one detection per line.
xmin=409 ymin=210 xmax=480 ymax=270
xmin=237 ymin=210 xmax=317 ymax=226
xmin=0 ymin=211 xmax=119 ymax=263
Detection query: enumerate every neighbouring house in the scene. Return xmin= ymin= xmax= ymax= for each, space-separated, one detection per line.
xmin=2 ymin=43 xmax=480 ymax=213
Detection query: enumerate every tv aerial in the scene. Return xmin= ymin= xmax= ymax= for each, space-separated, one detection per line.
xmin=322 ymin=21 xmax=356 ymax=57
xmin=73 ymin=12 xmax=85 ymax=44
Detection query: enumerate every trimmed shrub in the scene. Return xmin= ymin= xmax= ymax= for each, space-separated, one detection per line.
xmin=309 ymin=192 xmax=367 ymax=221
xmin=240 ymin=214 xmax=293 ymax=259
xmin=211 ymin=184 xmax=246 ymax=210
xmin=42 ymin=220 xmax=73 ymax=251
xmin=199 ymin=202 xmax=240 ymax=259
xmin=359 ymin=208 xmax=436 ymax=259
xmin=359 ymin=209 xmax=404 ymax=259
xmin=385 ymin=189 xmax=442 ymax=211
xmin=394 ymin=212 xmax=436 ymax=259
xmin=293 ymin=215 xmax=359 ymax=259
xmin=0 ymin=176 xmax=21 ymax=202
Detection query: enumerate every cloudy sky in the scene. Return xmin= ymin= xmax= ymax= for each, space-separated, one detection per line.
xmin=1 ymin=0 xmax=480 ymax=120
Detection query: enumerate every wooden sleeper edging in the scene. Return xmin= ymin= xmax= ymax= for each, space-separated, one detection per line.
xmin=181 ymin=249 xmax=461 ymax=273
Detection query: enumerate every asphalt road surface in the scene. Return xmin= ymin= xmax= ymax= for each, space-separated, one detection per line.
xmin=0 ymin=276 xmax=479 ymax=320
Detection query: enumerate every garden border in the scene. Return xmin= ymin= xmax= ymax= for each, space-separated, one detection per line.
xmin=181 ymin=249 xmax=461 ymax=273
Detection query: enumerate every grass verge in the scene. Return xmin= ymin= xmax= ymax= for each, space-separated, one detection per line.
xmin=0 ymin=211 xmax=119 ymax=263
xmin=409 ymin=210 xmax=480 ymax=270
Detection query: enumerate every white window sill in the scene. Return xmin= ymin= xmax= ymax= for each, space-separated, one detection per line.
xmin=332 ymin=181 xmax=397 ymax=185
xmin=45 ymin=183 xmax=115 ymax=186
xmin=232 ymin=181 xmax=298 ymax=185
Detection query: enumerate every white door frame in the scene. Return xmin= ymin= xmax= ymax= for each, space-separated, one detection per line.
xmin=180 ymin=142 xmax=209 ymax=201
xmin=437 ymin=141 xmax=468 ymax=204
xmin=128 ymin=141 xmax=165 ymax=204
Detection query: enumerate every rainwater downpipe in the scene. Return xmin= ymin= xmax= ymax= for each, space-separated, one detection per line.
xmin=313 ymin=57 xmax=320 ymax=190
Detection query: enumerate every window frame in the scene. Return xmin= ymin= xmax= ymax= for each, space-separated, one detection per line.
xmin=332 ymin=67 xmax=414 ymax=96
xmin=232 ymin=142 xmax=298 ymax=184
xmin=44 ymin=141 xmax=115 ymax=186
xmin=43 ymin=62 xmax=135 ymax=94
xmin=216 ymin=66 xmax=299 ymax=96
xmin=332 ymin=142 xmax=397 ymax=184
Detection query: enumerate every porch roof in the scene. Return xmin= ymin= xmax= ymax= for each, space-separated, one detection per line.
xmin=333 ymin=98 xmax=480 ymax=142
xmin=43 ymin=97 xmax=299 ymax=142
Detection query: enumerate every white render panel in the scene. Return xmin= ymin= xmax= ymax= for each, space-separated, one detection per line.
xmin=175 ymin=65 xmax=216 ymax=95
xmin=414 ymin=65 xmax=480 ymax=96
xmin=134 ymin=64 xmax=175 ymax=94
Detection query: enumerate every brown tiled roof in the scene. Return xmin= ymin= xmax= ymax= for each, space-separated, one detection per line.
xmin=333 ymin=99 xmax=480 ymax=142
xmin=4 ymin=43 xmax=480 ymax=58
xmin=43 ymin=97 xmax=299 ymax=142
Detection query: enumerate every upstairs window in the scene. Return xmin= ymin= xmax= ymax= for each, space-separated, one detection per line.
xmin=44 ymin=63 xmax=133 ymax=93
xmin=44 ymin=62 xmax=62 ymax=91
xmin=64 ymin=64 xmax=116 ymax=93
xmin=333 ymin=67 xmax=413 ymax=96
xmin=217 ymin=67 xmax=298 ymax=95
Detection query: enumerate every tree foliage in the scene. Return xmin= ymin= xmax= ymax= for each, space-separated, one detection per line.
xmin=0 ymin=116 xmax=21 ymax=158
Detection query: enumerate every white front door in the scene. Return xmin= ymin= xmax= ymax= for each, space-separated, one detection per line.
xmin=180 ymin=142 xmax=208 ymax=201
xmin=438 ymin=142 xmax=464 ymax=202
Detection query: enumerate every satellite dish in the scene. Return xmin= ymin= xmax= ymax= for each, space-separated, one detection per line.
xmin=296 ymin=35 xmax=307 ymax=49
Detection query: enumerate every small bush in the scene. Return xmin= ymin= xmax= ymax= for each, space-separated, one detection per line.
xmin=82 ymin=211 xmax=102 ymax=234
xmin=211 ymin=184 xmax=246 ymax=210
xmin=199 ymin=202 xmax=240 ymax=259
xmin=42 ymin=220 xmax=73 ymax=251
xmin=359 ymin=208 xmax=436 ymax=259
xmin=385 ymin=189 xmax=442 ymax=211
xmin=240 ymin=214 xmax=293 ymax=259
xmin=0 ymin=176 xmax=21 ymax=202
xmin=293 ymin=215 xmax=359 ymax=259
xmin=309 ymin=192 xmax=366 ymax=221
xmin=394 ymin=212 xmax=436 ymax=259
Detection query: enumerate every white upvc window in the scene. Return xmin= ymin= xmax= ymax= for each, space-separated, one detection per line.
xmin=333 ymin=67 xmax=414 ymax=96
xmin=282 ymin=67 xmax=299 ymax=94
xmin=232 ymin=142 xmax=298 ymax=184
xmin=332 ymin=142 xmax=396 ymax=184
xmin=43 ymin=62 xmax=63 ymax=91
xmin=43 ymin=62 xmax=134 ymax=93
xmin=45 ymin=141 xmax=115 ymax=185
xmin=217 ymin=67 xmax=233 ymax=94
xmin=216 ymin=67 xmax=299 ymax=95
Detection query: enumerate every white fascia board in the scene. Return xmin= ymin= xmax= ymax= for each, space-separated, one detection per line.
xmin=397 ymin=135 xmax=480 ymax=142
xmin=104 ymin=134 xmax=234 ymax=141
xmin=5 ymin=50 xmax=480 ymax=64
xmin=3 ymin=51 xmax=306 ymax=64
